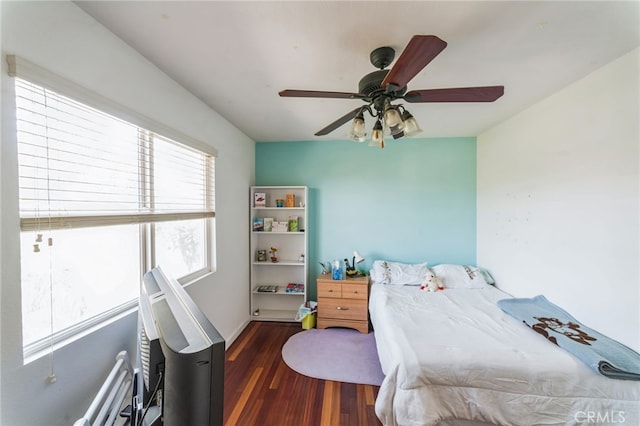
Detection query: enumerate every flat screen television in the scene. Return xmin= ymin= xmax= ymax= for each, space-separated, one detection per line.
xmin=133 ymin=266 xmax=225 ymax=426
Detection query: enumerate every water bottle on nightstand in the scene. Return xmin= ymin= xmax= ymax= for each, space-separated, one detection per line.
xmin=331 ymin=259 xmax=343 ymax=280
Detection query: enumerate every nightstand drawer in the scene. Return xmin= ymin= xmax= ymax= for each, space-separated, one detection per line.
xmin=318 ymin=298 xmax=367 ymax=321
xmin=341 ymin=283 xmax=367 ymax=300
xmin=318 ymin=281 xmax=342 ymax=298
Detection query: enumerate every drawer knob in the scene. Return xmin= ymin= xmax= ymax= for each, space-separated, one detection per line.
xmin=336 ymin=306 xmax=349 ymax=310
xmin=328 ymin=289 xmax=333 ymax=292
xmin=352 ymin=290 xmax=358 ymax=294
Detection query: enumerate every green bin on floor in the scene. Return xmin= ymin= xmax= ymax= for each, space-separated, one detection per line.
xmin=296 ymin=301 xmax=317 ymax=329
xmin=301 ymin=312 xmax=316 ymax=329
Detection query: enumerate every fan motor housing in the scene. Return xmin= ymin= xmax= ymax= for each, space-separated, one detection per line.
xmin=358 ymin=70 xmax=407 ymax=98
xmin=358 ymin=70 xmax=387 ymax=96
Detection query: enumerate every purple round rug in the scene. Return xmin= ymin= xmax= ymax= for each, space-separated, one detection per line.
xmin=281 ymin=328 xmax=385 ymax=386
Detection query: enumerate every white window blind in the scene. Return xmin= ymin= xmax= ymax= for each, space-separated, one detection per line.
xmin=16 ymin=78 xmax=215 ymax=232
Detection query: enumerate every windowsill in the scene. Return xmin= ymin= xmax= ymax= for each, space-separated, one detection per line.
xmin=23 ymin=268 xmax=216 ymax=366
xmin=178 ymin=267 xmax=215 ymax=288
xmin=23 ymin=304 xmax=138 ymax=366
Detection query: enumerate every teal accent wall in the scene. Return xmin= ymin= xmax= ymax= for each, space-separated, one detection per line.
xmin=256 ymin=137 xmax=477 ymax=299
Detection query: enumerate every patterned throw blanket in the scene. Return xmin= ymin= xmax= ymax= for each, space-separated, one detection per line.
xmin=498 ymin=295 xmax=640 ymax=381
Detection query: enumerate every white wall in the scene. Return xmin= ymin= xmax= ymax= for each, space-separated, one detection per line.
xmin=477 ymin=48 xmax=639 ymax=351
xmin=1 ymin=2 xmax=254 ymax=425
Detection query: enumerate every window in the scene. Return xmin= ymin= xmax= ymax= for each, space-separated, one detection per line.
xmin=12 ymin=65 xmax=215 ymax=354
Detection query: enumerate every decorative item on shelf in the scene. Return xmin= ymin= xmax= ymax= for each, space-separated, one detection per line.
xmin=269 ymin=246 xmax=278 ymax=262
xmin=345 ymin=250 xmax=366 ymax=277
xmin=288 ymin=215 xmax=299 ymax=232
xmin=263 ymin=217 xmax=273 ymax=232
xmin=254 ymin=192 xmax=266 ymax=207
xmin=252 ymin=217 xmax=264 ymax=231
xmin=276 ymin=199 xmax=284 ymax=207
xmin=319 ymin=261 xmax=330 ymax=275
xmin=298 ymin=253 xmax=305 ymax=263
xmin=256 ymin=249 xmax=267 ymax=262
xmin=331 ymin=259 xmax=343 ymax=280
xmin=285 ymin=194 xmax=295 ymax=207
xmin=257 ymin=285 xmax=279 ymax=293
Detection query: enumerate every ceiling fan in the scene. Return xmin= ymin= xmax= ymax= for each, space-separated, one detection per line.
xmin=279 ymin=35 xmax=504 ymax=147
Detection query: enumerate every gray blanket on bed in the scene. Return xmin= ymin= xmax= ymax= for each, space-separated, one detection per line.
xmin=498 ymin=295 xmax=640 ymax=381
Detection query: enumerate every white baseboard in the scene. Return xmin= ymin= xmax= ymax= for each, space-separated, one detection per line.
xmin=224 ymin=318 xmax=251 ymax=350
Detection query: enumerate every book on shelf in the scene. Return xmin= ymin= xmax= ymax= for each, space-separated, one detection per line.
xmin=288 ymin=215 xmax=299 ymax=232
xmin=254 ymin=192 xmax=266 ymax=207
xmin=263 ymin=217 xmax=273 ymax=232
xmin=252 ymin=217 xmax=264 ymax=231
xmin=257 ymin=285 xmax=279 ymax=293
xmin=285 ymin=283 xmax=305 ymax=293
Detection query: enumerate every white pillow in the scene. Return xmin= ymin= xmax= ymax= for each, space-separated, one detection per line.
xmin=370 ymin=260 xmax=429 ymax=285
xmin=431 ymin=264 xmax=488 ymax=289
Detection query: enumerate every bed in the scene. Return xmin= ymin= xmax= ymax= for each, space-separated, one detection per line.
xmin=368 ymin=261 xmax=640 ymax=426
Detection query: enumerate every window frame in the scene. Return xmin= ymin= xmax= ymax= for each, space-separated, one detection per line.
xmin=9 ymin=55 xmax=217 ymax=360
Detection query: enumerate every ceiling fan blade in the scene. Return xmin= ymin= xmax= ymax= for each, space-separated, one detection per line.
xmin=381 ymin=35 xmax=447 ymax=91
xmin=404 ymin=86 xmax=505 ymax=103
xmin=279 ymin=89 xmax=366 ymax=99
xmin=314 ymin=107 xmax=363 ymax=136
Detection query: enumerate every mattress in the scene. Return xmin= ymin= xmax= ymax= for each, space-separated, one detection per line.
xmin=369 ymin=282 xmax=640 ymax=426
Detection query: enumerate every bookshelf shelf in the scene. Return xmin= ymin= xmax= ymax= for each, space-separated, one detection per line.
xmin=252 ymin=287 xmax=305 ymax=296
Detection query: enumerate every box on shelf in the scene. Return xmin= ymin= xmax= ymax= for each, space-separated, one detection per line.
xmin=285 ymin=194 xmax=295 ymax=207
xmin=285 ymin=283 xmax=305 ymax=293
xmin=263 ymin=217 xmax=273 ymax=232
xmin=272 ymin=221 xmax=288 ymax=232
xmin=253 ymin=217 xmax=264 ymax=231
xmin=288 ymin=216 xmax=299 ymax=232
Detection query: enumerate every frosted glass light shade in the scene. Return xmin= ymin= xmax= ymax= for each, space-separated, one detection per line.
xmin=369 ymin=120 xmax=384 ymax=148
xmin=401 ymin=110 xmax=422 ymax=137
xmin=349 ymin=116 xmax=366 ymax=142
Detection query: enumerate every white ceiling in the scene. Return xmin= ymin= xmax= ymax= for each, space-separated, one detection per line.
xmin=75 ymin=1 xmax=639 ymax=142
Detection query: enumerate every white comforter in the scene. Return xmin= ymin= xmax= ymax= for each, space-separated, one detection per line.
xmin=369 ymin=283 xmax=639 ymax=426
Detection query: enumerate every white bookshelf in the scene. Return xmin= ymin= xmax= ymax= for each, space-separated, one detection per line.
xmin=250 ymin=186 xmax=308 ymax=321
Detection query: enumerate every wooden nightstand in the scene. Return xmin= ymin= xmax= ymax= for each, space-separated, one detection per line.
xmin=317 ymin=273 xmax=370 ymax=333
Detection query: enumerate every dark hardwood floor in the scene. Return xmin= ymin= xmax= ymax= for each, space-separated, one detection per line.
xmin=223 ymin=321 xmax=382 ymax=426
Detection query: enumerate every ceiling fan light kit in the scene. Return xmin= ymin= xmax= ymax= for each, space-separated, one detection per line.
xmin=400 ymin=109 xmax=422 ymax=137
xmin=349 ymin=109 xmax=367 ymax=142
xmin=369 ymin=119 xmax=384 ymax=148
xmin=279 ymin=35 xmax=504 ymax=148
